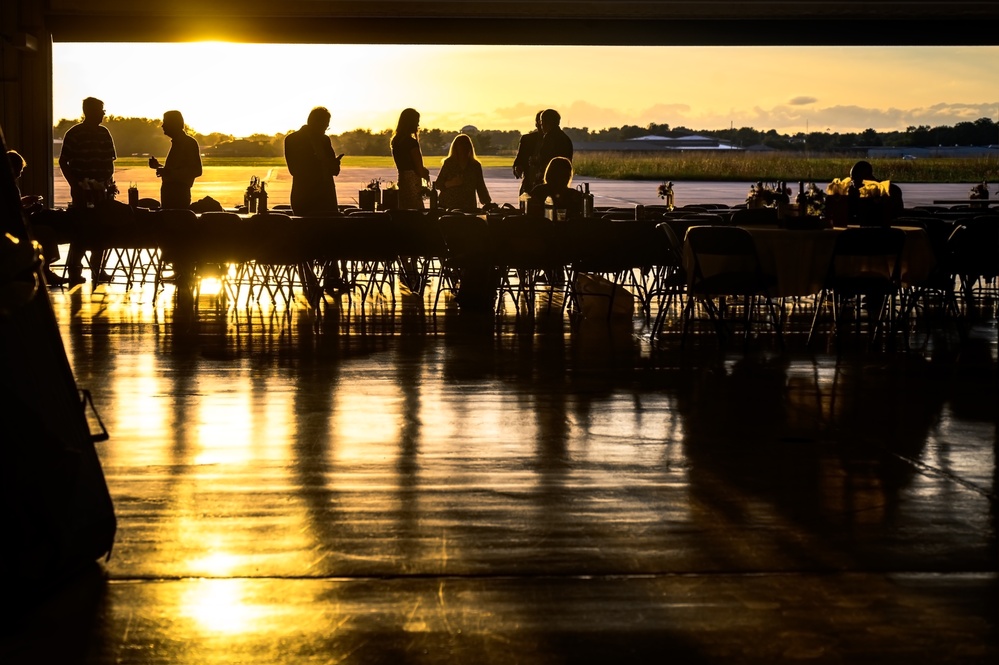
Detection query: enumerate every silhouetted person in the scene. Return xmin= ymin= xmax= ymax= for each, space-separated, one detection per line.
xmin=284 ymin=106 xmax=341 ymax=215
xmin=527 ymin=157 xmax=583 ymax=218
xmin=150 ymin=110 xmax=202 ymax=210
xmin=58 ymin=96 xmax=116 ymax=285
xmin=391 ymin=108 xmax=430 ymax=210
xmin=434 ymin=134 xmax=492 ymax=212
xmin=513 ymin=111 xmax=544 ymax=195
xmin=8 ymin=150 xmax=65 ymax=286
xmin=537 ymin=109 xmax=573 ymax=176
xmin=286 ymin=107 xmax=347 ymax=295
xmin=849 ymin=160 xmax=904 ymax=222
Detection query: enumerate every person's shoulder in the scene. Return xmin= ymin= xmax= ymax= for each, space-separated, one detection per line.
xmin=529 ymin=183 xmax=553 ymax=198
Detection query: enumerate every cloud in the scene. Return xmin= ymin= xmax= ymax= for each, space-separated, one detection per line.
xmin=596 ymin=101 xmax=999 ymax=135
xmin=789 ymin=96 xmax=818 ymax=106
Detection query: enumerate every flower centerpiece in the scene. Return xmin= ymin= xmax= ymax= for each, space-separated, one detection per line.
xmin=77 ymin=178 xmax=117 ymax=208
xmin=657 ymin=181 xmax=675 ymax=210
xmin=746 ymin=181 xmax=790 ymax=209
xmin=802 ymin=182 xmax=826 ymax=217
xmin=825 ymin=176 xmax=893 ymax=227
xmin=359 ymin=178 xmax=384 ymax=211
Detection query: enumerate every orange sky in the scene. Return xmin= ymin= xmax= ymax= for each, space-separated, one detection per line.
xmin=53 ymin=43 xmax=999 ymax=137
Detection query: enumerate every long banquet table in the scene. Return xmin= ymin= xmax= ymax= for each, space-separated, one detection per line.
xmin=682 ymin=225 xmax=936 ymax=298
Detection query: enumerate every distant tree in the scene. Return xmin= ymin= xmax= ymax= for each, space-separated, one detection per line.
xmin=331 ymin=128 xmax=393 ymax=156
xmin=563 ymin=127 xmax=590 ymax=144
xmin=859 ymin=128 xmax=882 ymax=146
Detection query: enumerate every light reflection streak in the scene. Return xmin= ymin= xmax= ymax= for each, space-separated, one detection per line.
xmin=179 ymin=578 xmax=272 ymax=635
xmin=195 ymin=390 xmax=253 ymax=466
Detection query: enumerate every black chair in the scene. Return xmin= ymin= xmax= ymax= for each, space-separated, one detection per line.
xmin=807 ymin=226 xmax=906 ymax=347
xmin=568 ymin=218 xmax=659 ymax=320
xmin=897 ymin=222 xmax=966 ymax=339
xmin=729 ymin=207 xmax=779 ymax=227
xmin=649 ymin=222 xmax=688 ymax=338
xmin=487 ymin=214 xmax=563 ymax=316
xmin=435 ymin=213 xmax=491 ymax=311
xmin=683 ymin=225 xmax=783 ymax=346
xmin=949 ymin=218 xmax=999 ymax=317
xmin=153 ymin=208 xmax=199 ymax=296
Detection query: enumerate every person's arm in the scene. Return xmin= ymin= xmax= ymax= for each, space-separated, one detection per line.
xmin=58 ymin=133 xmax=77 ymax=186
xmin=474 ymin=162 xmax=491 ymax=206
xmin=435 ymin=161 xmax=453 ymax=190
xmin=410 ymin=141 xmax=430 ymax=181
xmin=512 ymin=135 xmax=530 ymax=178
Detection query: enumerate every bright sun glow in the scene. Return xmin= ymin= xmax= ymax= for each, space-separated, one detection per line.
xmin=180 ymin=579 xmax=273 ymax=635
xmin=53 ymin=43 xmax=999 ymax=137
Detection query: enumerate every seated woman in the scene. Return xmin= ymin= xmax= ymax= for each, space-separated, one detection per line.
xmin=527 ymin=156 xmax=583 ymax=219
xmin=434 ymin=134 xmax=492 ymax=212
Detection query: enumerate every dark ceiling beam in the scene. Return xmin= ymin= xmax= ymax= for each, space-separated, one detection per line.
xmin=43 ymin=16 xmax=999 ymax=46
xmin=42 ymin=1 xmax=999 ymax=45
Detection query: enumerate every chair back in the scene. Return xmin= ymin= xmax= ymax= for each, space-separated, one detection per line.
xmin=729 ymin=207 xmax=778 ymax=226
xmin=486 ymin=215 xmax=558 ymax=269
xmin=154 ymin=208 xmax=199 ymax=262
xmin=825 ymin=226 xmax=906 ymax=294
xmin=685 ymin=225 xmax=771 ymax=296
xmin=655 ymin=222 xmax=685 ymax=268
xmin=572 ymin=219 xmax=661 ymax=274
xmin=439 ymin=214 xmax=489 ymax=265
xmin=194 ymin=211 xmax=246 ymax=264
xmin=950 ymin=220 xmax=999 ymax=280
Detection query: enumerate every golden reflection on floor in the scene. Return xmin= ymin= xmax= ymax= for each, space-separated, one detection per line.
xmin=9 ymin=277 xmax=997 ymax=663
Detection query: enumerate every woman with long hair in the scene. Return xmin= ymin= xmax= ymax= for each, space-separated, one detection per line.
xmin=435 ymin=134 xmax=492 ymax=212
xmin=391 ymin=108 xmax=431 ymax=209
xmin=527 ymin=156 xmax=583 ymax=218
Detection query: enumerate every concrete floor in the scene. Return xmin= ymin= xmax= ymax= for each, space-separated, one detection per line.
xmin=1 ymin=273 xmax=996 ymax=664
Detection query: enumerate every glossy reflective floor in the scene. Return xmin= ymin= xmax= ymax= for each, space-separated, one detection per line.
xmin=3 ymin=278 xmax=997 ymax=664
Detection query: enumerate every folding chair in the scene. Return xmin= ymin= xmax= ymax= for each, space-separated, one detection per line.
xmin=683 ymin=225 xmax=783 ymax=346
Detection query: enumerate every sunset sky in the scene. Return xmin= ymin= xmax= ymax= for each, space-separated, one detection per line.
xmin=53 ymin=42 xmax=999 ymax=138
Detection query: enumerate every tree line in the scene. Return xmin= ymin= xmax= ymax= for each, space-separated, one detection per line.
xmin=54 ymin=116 xmax=998 ymax=158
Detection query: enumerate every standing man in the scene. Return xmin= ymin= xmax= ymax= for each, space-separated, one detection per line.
xmin=58 ymin=96 xmax=116 ymax=285
xmin=284 ymin=106 xmax=341 ymax=215
xmin=512 ymin=110 xmax=544 ymax=196
xmin=150 ymin=110 xmax=202 ymax=210
xmin=537 ymin=108 xmax=574 ymax=176
xmin=284 ymin=106 xmax=344 ymax=297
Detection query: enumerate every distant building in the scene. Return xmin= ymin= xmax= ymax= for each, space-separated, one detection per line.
xmin=575 ymin=133 xmax=742 ymax=152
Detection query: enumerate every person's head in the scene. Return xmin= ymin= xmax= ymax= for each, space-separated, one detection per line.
xmin=534 ymin=110 xmax=543 ymax=132
xmin=307 ymin=106 xmax=331 ymax=132
xmin=162 ymin=110 xmax=185 ymax=138
xmin=540 ymin=109 xmax=561 ymax=134
xmin=7 ymin=150 xmax=25 ymax=179
xmin=82 ymin=97 xmax=105 ymax=124
xmin=543 ymin=156 xmax=573 ymax=189
xmin=850 ymin=160 xmax=875 ymax=184
xmin=395 ymin=108 xmax=420 ymax=138
xmin=445 ymin=134 xmax=476 ymax=163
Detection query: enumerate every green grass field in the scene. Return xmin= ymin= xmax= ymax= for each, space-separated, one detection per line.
xmin=571 ymin=152 xmax=999 ymax=183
